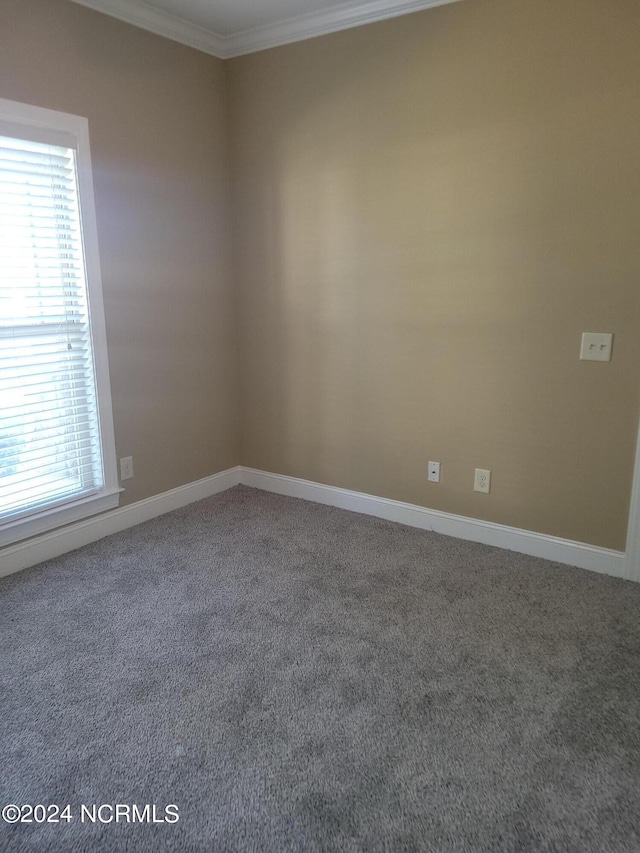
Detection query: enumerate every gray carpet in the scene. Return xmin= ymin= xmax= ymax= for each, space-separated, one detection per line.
xmin=1 ymin=485 xmax=640 ymax=852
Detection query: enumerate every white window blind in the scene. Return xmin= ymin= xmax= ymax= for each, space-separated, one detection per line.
xmin=0 ymin=99 xmax=119 ymax=547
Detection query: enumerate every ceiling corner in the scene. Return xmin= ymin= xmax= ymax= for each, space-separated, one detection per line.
xmin=68 ymin=0 xmax=463 ymax=59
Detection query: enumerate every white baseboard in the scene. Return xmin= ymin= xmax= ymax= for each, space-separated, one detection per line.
xmin=0 ymin=466 xmax=242 ymax=578
xmin=1 ymin=464 xmax=628 ymax=581
xmin=239 ymin=468 xmax=626 ymax=579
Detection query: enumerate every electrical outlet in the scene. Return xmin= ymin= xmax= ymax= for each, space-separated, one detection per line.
xmin=474 ymin=468 xmax=491 ymax=494
xmin=428 ymin=461 xmax=440 ymax=483
xmin=120 ymin=456 xmax=134 ymax=481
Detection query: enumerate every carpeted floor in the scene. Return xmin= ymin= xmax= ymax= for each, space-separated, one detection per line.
xmin=1 ymin=485 xmax=640 ymax=852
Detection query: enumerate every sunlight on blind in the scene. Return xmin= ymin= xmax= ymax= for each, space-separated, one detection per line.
xmin=0 ymin=134 xmax=104 ymax=522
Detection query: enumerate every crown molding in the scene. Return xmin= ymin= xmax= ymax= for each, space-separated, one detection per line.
xmin=224 ymin=0 xmax=462 ymax=58
xmin=69 ymin=0 xmax=462 ymax=59
xmin=69 ymin=0 xmax=227 ymax=57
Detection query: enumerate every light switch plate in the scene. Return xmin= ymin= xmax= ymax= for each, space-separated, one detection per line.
xmin=580 ymin=332 xmax=613 ymax=362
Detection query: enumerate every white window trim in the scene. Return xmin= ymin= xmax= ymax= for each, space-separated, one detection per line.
xmin=0 ymin=98 xmax=121 ymax=547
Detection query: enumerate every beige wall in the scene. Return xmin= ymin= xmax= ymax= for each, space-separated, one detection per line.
xmin=0 ymin=0 xmax=239 ymax=506
xmin=229 ymin=0 xmax=640 ymax=550
xmin=2 ymin=0 xmax=639 ymax=551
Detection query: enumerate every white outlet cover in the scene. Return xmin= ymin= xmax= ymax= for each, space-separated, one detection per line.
xmin=580 ymin=332 xmax=613 ymax=362
xmin=474 ymin=468 xmax=491 ymax=494
xmin=428 ymin=461 xmax=440 ymax=483
xmin=120 ymin=456 xmax=134 ymax=481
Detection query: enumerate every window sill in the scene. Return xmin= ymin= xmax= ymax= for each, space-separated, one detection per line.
xmin=0 ymin=488 xmax=123 ymax=548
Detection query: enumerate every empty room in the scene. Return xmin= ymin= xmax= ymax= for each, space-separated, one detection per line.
xmin=1 ymin=0 xmax=639 ymax=850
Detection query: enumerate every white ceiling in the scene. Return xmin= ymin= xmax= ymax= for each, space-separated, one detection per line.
xmin=146 ymin=0 xmax=371 ymax=35
xmin=69 ymin=0 xmax=462 ymax=58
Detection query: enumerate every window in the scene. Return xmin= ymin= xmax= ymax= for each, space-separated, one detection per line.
xmin=0 ymin=99 xmax=119 ymax=547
